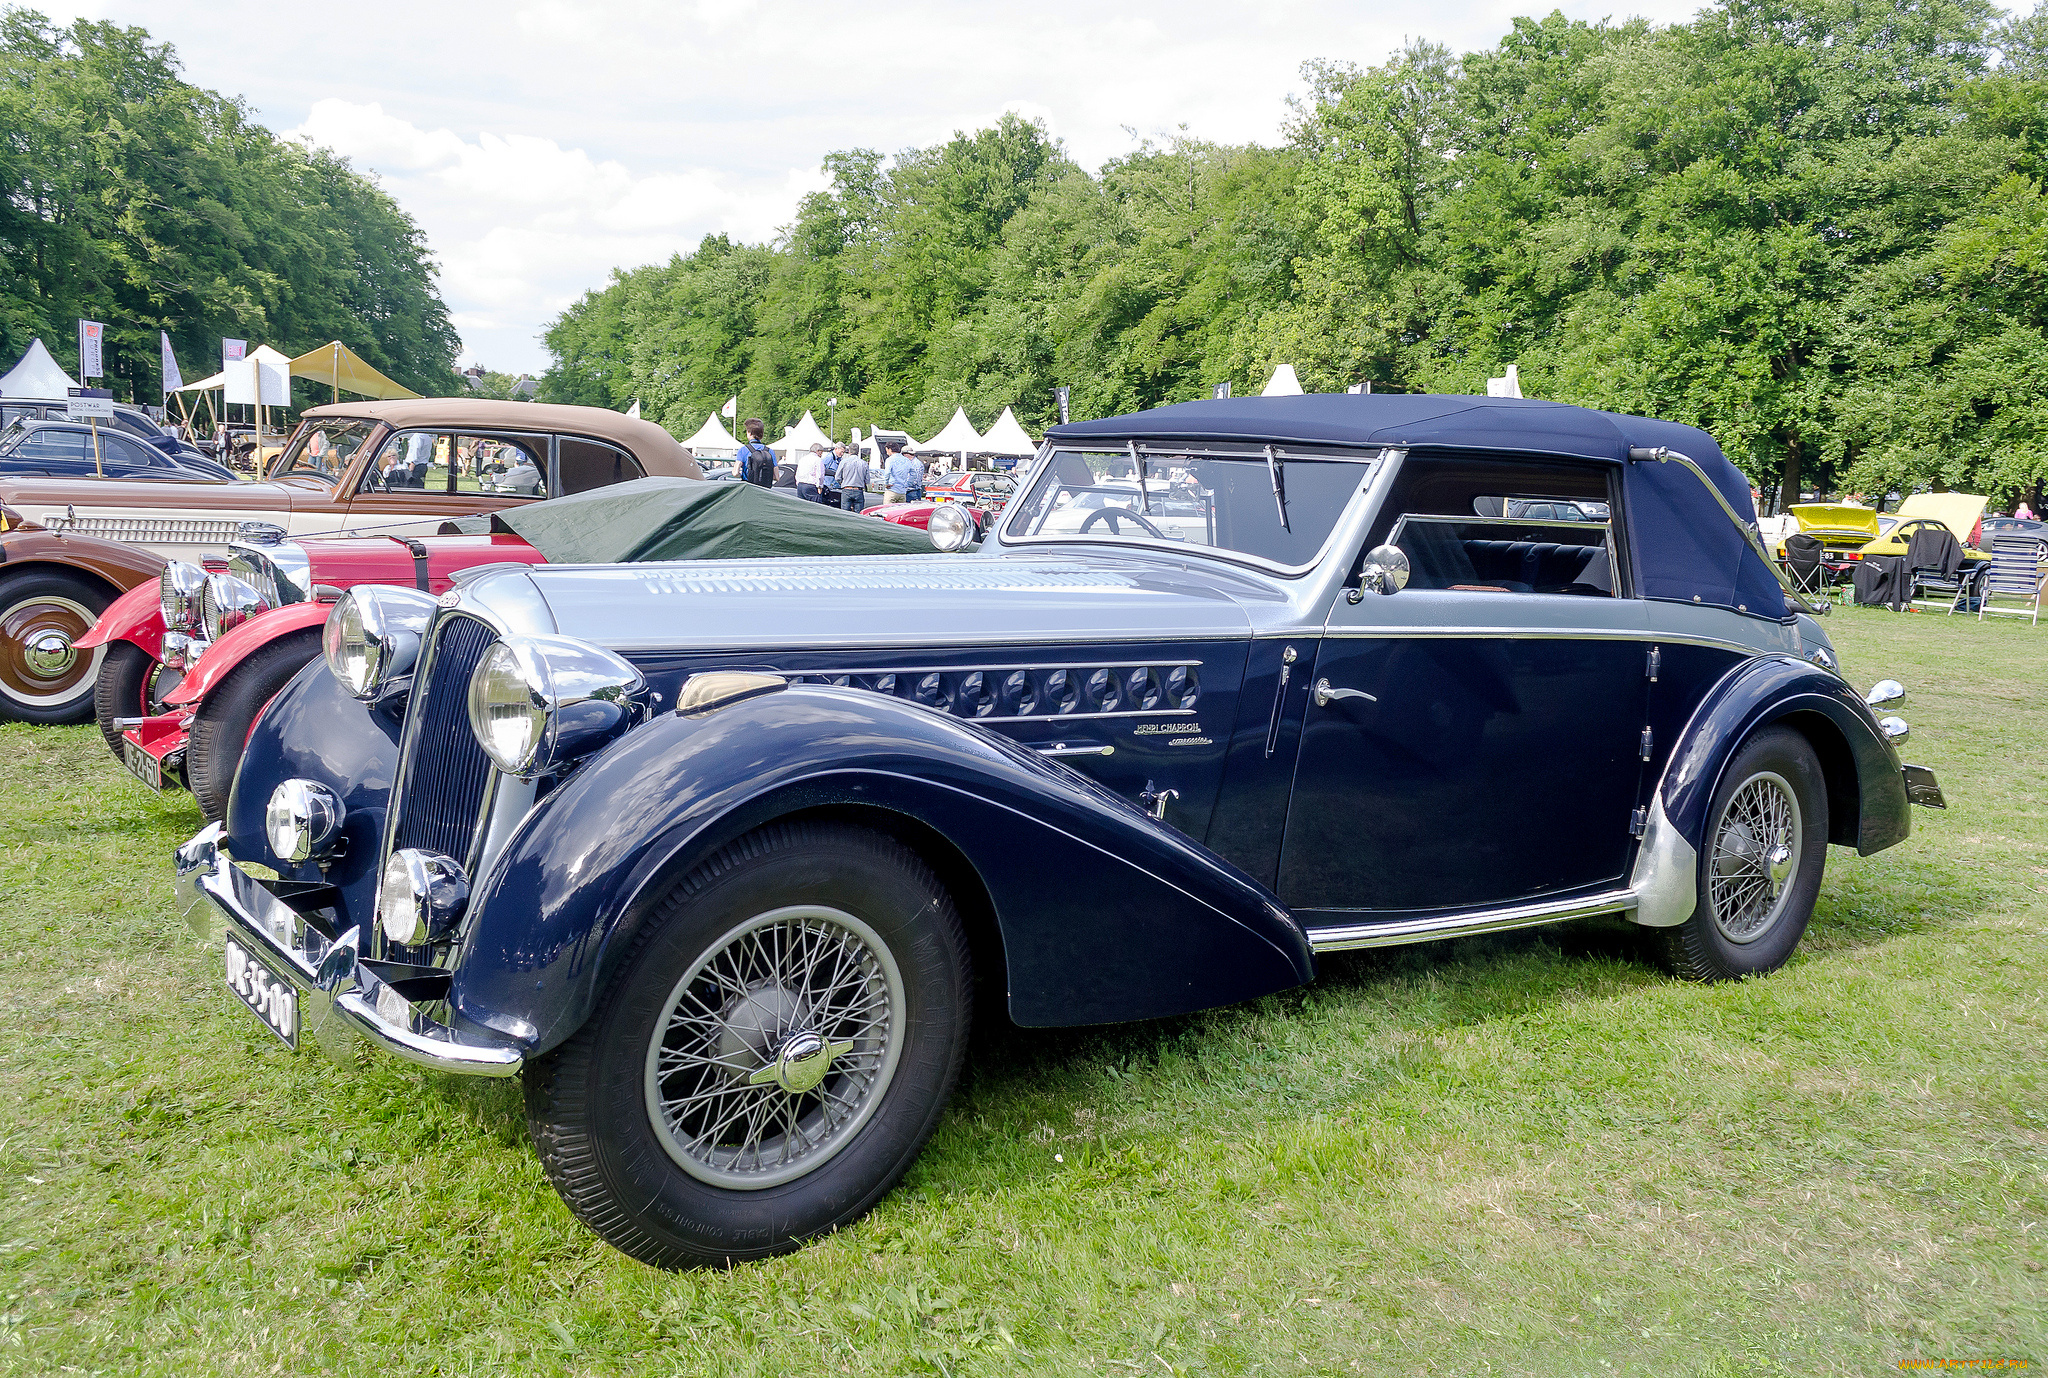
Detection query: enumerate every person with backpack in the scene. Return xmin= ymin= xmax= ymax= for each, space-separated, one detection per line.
xmin=737 ymin=418 xmax=775 ymax=487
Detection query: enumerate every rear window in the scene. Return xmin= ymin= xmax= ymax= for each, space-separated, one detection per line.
xmin=558 ymin=437 xmax=645 ymax=494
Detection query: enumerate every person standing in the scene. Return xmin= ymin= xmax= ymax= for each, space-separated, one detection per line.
xmin=822 ymin=443 xmax=844 ymax=504
xmin=884 ymin=443 xmax=925 ymax=505
xmin=837 ymin=445 xmax=871 ymax=512
xmin=737 ymin=419 xmax=775 ymax=487
xmin=796 ymin=442 xmax=826 ymax=504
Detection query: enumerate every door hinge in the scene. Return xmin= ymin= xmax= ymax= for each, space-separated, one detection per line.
xmin=1639 ymin=726 xmax=1654 ymax=762
xmin=1629 ymin=805 xmax=1649 ymax=837
xmin=1263 ymin=645 xmax=1296 ymax=758
xmin=1645 ymin=646 xmax=1661 ymax=682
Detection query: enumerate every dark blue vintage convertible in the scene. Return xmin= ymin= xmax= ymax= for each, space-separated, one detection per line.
xmin=175 ymin=394 xmax=1943 ymax=1267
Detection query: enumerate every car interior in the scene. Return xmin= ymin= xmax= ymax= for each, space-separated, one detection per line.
xmin=1369 ymin=455 xmax=1621 ymax=596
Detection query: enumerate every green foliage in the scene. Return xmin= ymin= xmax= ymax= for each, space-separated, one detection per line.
xmin=549 ymin=0 xmax=2048 ymax=509
xmin=0 ymin=9 xmax=460 ymax=403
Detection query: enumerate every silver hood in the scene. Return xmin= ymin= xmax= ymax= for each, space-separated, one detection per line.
xmin=459 ymin=552 xmax=1270 ymax=652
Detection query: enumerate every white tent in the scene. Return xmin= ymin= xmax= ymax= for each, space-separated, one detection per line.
xmin=979 ymin=406 xmax=1036 ymax=458
xmin=921 ymin=407 xmax=983 ymax=457
xmin=1486 ymin=363 xmax=1523 ymax=399
xmin=0 ymin=339 xmax=80 ymax=399
xmin=682 ymin=412 xmax=740 ymax=456
xmin=1261 ymin=364 xmax=1304 ymax=397
xmin=771 ymin=410 xmax=832 ymax=455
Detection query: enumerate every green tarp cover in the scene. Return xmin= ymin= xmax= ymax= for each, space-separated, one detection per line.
xmin=468 ymin=476 xmax=937 ymax=562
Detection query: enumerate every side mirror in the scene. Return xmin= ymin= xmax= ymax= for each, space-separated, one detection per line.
xmin=1865 ymin=679 xmax=1906 ymax=709
xmin=1352 ymin=545 xmax=1410 ymax=601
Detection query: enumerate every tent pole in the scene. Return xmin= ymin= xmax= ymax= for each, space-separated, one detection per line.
xmin=332 ymin=342 xmax=340 ymax=404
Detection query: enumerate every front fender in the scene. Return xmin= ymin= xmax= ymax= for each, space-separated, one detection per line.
xmin=453 ymin=686 xmax=1314 ymax=1054
xmin=163 ymin=601 xmax=330 ymax=707
xmin=223 ymin=654 xmax=399 ymax=924
xmin=1662 ymin=656 xmax=1910 ymax=857
xmin=74 ymin=579 xmax=165 ymax=656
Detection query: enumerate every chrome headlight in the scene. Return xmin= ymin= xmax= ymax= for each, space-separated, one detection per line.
xmin=466 ymin=635 xmax=645 ymax=778
xmin=927 ymin=502 xmax=974 ymax=552
xmin=228 ymin=540 xmax=311 ymax=609
xmin=377 ymin=848 xmax=469 ymax=945
xmin=321 ymin=586 xmax=438 ymax=700
xmin=200 ymin=572 xmax=268 ymax=642
xmin=159 ymin=561 xmax=207 ymax=631
xmin=264 ymin=779 xmax=344 ymax=864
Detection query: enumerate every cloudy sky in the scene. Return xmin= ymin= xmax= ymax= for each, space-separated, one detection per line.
xmin=57 ymin=0 xmax=1705 ymax=374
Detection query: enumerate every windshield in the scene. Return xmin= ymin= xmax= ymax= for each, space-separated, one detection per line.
xmin=1003 ymin=445 xmax=1377 ymax=569
xmin=272 ymin=418 xmax=378 ymax=481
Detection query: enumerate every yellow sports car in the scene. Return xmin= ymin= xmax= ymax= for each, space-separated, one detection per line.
xmin=1855 ymin=492 xmax=1989 ymax=567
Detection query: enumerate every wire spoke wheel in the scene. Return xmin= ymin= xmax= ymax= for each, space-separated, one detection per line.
xmin=1707 ymin=769 xmax=1802 ymax=944
xmin=643 ymin=904 xmax=905 ymax=1190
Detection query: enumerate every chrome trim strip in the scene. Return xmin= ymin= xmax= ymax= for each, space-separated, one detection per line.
xmin=1305 ymin=887 xmax=1639 ymax=952
xmin=787 ymin=660 xmax=1204 ymax=674
xmin=611 ymin=630 xmax=1247 ymax=653
xmin=1312 ymin=625 xmax=1762 ymax=656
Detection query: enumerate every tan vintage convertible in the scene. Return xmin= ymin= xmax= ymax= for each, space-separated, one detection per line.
xmin=0 ymin=399 xmax=701 ymax=724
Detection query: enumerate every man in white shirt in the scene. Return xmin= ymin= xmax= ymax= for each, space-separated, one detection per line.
xmin=796 ymin=443 xmax=826 ymax=504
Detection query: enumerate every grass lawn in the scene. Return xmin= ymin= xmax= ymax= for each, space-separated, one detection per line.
xmin=1 ymin=608 xmax=2042 ymax=1375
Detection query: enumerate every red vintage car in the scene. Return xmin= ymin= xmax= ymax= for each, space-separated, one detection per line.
xmin=80 ymin=532 xmax=552 ymax=818
xmin=82 ymin=476 xmax=939 ymax=819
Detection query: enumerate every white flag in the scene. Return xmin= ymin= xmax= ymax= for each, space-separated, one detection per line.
xmin=626 ymin=399 xmax=641 ymax=419
xmin=160 ymin=331 xmax=183 ymax=396
xmin=720 ymin=395 xmax=737 ymax=419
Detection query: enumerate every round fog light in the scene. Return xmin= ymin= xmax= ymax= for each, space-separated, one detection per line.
xmin=378 ymin=848 xmax=470 ymax=946
xmin=265 ymin=779 xmax=345 ymax=864
xmin=927 ymin=501 xmax=974 ymax=553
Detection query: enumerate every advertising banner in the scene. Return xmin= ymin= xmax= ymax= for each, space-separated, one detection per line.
xmin=77 ymin=320 xmax=104 ymax=379
xmin=160 ymin=331 xmax=183 ymax=396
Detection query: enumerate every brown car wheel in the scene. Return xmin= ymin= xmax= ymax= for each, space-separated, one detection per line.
xmin=93 ymin=642 xmax=182 ymax=764
xmin=0 ymin=569 xmax=112 ymax=726
xmin=186 ymin=629 xmax=322 ymax=823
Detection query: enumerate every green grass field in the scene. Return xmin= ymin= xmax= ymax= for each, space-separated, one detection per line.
xmin=1 ymin=609 xmax=2042 ymax=1375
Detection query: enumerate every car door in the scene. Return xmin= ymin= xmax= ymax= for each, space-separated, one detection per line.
xmin=1276 ymin=457 xmax=1650 ymax=920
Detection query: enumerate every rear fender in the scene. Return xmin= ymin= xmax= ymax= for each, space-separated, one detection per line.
xmin=1662 ymin=656 xmax=1909 ymax=857
xmin=163 ymin=602 xmax=330 ymax=707
xmin=452 ymin=686 xmax=1314 ymax=1055
xmin=74 ymin=579 xmax=166 ymax=656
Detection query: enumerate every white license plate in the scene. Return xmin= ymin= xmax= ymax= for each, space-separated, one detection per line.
xmin=123 ymin=738 xmax=163 ymax=790
xmin=224 ymin=938 xmax=298 ymax=1048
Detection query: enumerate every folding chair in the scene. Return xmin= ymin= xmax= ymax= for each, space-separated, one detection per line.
xmin=1782 ymin=533 xmax=1828 ymax=597
xmin=1979 ymin=536 xmax=2047 ymax=624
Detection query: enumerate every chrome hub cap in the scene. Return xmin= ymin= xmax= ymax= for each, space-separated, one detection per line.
xmin=0 ymin=594 xmax=104 ymax=707
xmin=1708 ymin=771 xmax=1802 ymax=944
xmin=24 ymin=629 xmax=76 ymax=676
xmin=644 ymin=905 xmax=904 ymax=1190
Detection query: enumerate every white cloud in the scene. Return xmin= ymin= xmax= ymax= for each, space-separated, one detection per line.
xmin=60 ymin=0 xmax=1710 ymax=372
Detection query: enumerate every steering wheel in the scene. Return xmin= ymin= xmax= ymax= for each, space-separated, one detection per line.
xmin=1079 ymin=506 xmax=1168 ymax=539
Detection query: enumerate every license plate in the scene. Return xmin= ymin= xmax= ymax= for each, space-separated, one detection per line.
xmin=223 ymin=938 xmax=298 ymax=1048
xmin=123 ymin=737 xmax=163 ymax=790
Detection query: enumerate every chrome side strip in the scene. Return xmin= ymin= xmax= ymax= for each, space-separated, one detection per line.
xmin=785 ymin=660 xmax=1204 ymax=674
xmin=1311 ymin=624 xmax=1764 ymax=656
xmin=1305 ymin=888 xmax=1638 ymax=952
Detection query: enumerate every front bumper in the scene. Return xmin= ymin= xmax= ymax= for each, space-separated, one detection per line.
xmin=174 ymin=823 xmax=523 ymax=1077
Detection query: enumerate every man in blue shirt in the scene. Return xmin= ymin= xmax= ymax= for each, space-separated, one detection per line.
xmin=884 ymin=444 xmax=925 ymax=505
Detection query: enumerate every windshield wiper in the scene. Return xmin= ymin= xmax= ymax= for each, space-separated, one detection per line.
xmin=1265 ymin=444 xmax=1289 ymax=531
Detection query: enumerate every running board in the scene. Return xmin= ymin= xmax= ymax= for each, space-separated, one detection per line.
xmin=1304 ymin=889 xmax=1639 ymax=953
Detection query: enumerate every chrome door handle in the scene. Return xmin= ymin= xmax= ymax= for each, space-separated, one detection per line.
xmin=1313 ymin=678 xmax=1376 ymax=707
xmin=1035 ymin=741 xmax=1114 ymax=758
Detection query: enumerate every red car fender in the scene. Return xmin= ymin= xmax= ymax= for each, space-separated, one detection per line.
xmin=163 ymin=600 xmax=331 ymax=708
xmin=74 ymin=580 xmax=167 ymax=657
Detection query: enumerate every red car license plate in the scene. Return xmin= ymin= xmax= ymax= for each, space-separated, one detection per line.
xmin=122 ymin=737 xmax=163 ymax=790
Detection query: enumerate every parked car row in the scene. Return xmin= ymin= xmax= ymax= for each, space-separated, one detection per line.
xmin=142 ymin=392 xmax=1943 ymax=1269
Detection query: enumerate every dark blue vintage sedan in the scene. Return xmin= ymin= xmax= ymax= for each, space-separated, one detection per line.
xmin=175 ymin=393 xmax=1943 ymax=1267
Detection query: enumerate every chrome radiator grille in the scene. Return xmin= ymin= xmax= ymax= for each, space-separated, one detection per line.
xmin=43 ymin=513 xmax=246 ymax=545
xmin=391 ymin=613 xmax=499 ymax=865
